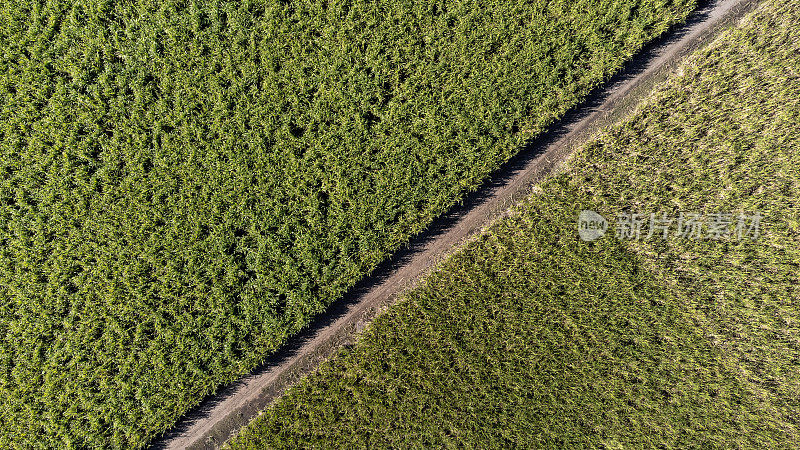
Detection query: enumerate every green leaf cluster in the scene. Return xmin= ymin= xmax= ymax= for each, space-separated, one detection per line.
xmin=0 ymin=0 xmax=694 ymax=446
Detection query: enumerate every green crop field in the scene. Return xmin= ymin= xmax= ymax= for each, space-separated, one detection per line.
xmin=230 ymin=0 xmax=800 ymax=447
xmin=0 ymin=0 xmax=699 ymax=447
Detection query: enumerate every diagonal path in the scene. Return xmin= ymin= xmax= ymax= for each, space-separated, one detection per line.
xmin=151 ymin=0 xmax=761 ymax=447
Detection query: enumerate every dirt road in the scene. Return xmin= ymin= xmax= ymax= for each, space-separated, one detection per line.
xmin=151 ymin=0 xmax=761 ymax=447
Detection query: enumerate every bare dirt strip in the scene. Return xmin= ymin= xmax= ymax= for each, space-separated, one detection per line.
xmin=151 ymin=0 xmax=761 ymax=447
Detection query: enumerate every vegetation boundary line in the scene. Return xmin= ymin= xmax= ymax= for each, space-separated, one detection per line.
xmin=152 ymin=0 xmax=762 ymax=447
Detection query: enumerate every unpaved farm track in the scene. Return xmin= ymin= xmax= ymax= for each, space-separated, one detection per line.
xmin=151 ymin=0 xmax=761 ymax=447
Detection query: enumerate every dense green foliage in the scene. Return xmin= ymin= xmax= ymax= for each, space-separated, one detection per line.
xmin=0 ymin=0 xmax=697 ymax=447
xmin=231 ymin=1 xmax=800 ymax=447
